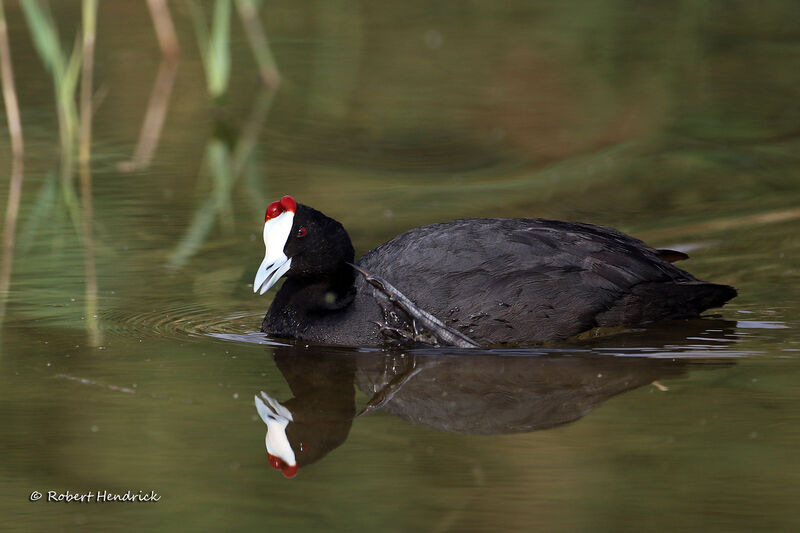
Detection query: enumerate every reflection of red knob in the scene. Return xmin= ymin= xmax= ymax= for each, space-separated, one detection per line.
xmin=268 ymin=453 xmax=298 ymax=479
xmin=282 ymin=464 xmax=299 ymax=478
xmin=267 ymin=454 xmax=282 ymax=470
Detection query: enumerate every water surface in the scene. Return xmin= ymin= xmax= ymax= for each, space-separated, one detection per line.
xmin=1 ymin=2 xmax=800 ymax=532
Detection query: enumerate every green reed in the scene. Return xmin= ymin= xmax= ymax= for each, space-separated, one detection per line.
xmin=79 ymin=0 xmax=100 ymax=347
xmin=235 ymin=0 xmax=280 ymax=89
xmin=0 ymin=0 xmax=24 ymax=332
xmin=187 ymin=0 xmax=232 ymax=100
xmin=20 ymin=0 xmax=82 ymax=181
xmin=187 ymin=0 xmax=280 ymax=99
xmin=170 ymin=0 xmax=279 ymax=266
xmin=17 ymin=0 xmax=81 ymax=249
xmin=168 ymin=89 xmax=274 ymax=269
xmin=9 ymin=0 xmax=281 ymax=321
xmin=13 ymin=0 xmax=102 ymax=345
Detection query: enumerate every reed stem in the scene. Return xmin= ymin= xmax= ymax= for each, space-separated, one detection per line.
xmin=79 ymin=0 xmax=96 ymax=167
xmin=79 ymin=0 xmax=100 ymax=346
xmin=20 ymin=0 xmax=81 ymax=182
xmin=0 ymin=0 xmax=25 ymax=326
xmin=147 ymin=0 xmax=179 ymax=60
xmin=119 ymin=0 xmax=179 ymax=172
xmin=0 ymin=0 xmax=22 ymax=160
xmin=235 ymin=0 xmax=280 ymax=89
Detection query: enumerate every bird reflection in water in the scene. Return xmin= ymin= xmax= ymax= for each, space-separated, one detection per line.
xmin=255 ymin=320 xmax=739 ymax=478
xmin=255 ymin=351 xmax=356 ymax=478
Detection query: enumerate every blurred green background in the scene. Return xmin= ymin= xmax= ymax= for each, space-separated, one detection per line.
xmin=1 ymin=1 xmax=799 ymax=531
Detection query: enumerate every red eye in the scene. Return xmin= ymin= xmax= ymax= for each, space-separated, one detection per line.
xmin=297 ymin=227 xmax=307 ymax=238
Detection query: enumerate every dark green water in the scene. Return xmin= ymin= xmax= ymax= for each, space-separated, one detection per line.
xmin=2 ymin=2 xmax=800 ymax=532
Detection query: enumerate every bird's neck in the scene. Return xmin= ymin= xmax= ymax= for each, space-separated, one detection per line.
xmin=263 ymin=264 xmax=356 ymax=336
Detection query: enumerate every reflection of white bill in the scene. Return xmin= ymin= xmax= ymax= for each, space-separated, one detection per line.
xmin=255 ymin=391 xmax=297 ymax=475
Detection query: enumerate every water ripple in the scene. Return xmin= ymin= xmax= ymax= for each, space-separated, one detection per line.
xmin=99 ymin=305 xmax=264 ymax=340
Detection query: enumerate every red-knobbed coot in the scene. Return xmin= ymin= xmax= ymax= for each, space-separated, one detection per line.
xmin=254 ymin=196 xmax=736 ymax=347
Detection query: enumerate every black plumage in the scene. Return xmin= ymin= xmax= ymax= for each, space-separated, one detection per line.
xmin=259 ymin=204 xmax=736 ymax=346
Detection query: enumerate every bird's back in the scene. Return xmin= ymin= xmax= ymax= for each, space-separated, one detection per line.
xmin=356 ymin=218 xmax=735 ymax=345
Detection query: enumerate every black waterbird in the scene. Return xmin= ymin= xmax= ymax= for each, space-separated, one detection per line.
xmin=253 ymin=196 xmax=736 ymax=347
